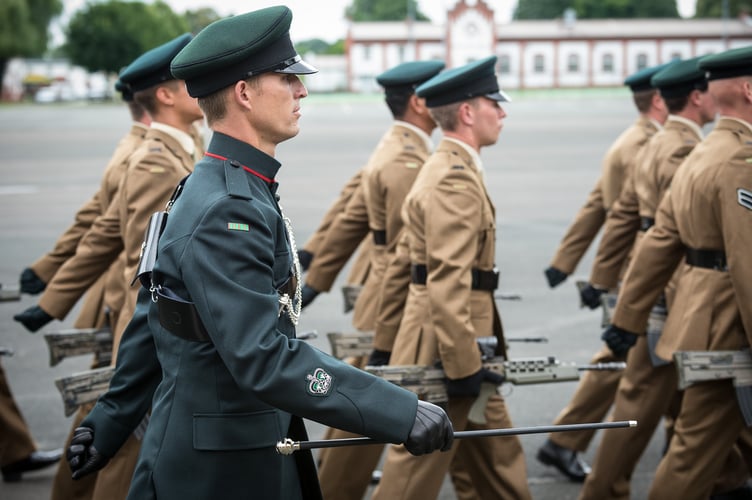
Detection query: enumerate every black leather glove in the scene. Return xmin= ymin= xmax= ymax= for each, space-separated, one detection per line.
xmin=300 ymin=285 xmax=320 ymax=309
xmin=13 ymin=305 xmax=54 ymax=332
xmin=67 ymin=427 xmax=109 ymax=480
xmin=601 ymin=324 xmax=638 ymax=357
xmin=297 ymin=250 xmax=313 ymax=272
xmin=544 ymin=267 xmax=568 ymax=288
xmin=404 ymin=400 xmax=454 ymax=456
xmin=579 ymin=283 xmax=606 ymax=310
xmin=446 ymin=368 xmax=505 ymax=398
xmin=367 ymin=349 xmax=391 ymax=366
xmin=19 ymin=267 xmax=46 ymax=294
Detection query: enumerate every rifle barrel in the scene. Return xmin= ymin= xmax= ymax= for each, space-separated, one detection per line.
xmin=275 ymin=420 xmax=636 ymax=455
xmin=579 ymin=362 xmax=627 ymax=371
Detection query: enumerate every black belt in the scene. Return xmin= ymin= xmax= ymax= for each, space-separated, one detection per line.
xmin=372 ymin=230 xmax=386 ymax=246
xmin=685 ymin=248 xmax=728 ymax=271
xmin=156 ymin=286 xmax=211 ymax=342
xmin=410 ymin=264 xmax=499 ymax=291
xmin=640 ymin=216 xmax=655 ymax=232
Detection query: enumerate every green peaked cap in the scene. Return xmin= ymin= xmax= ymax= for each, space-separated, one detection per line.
xmin=376 ymin=60 xmax=446 ymax=94
xmin=651 ymin=57 xmax=707 ymax=98
xmin=624 ymin=60 xmax=677 ymax=92
xmin=119 ymin=33 xmax=193 ymax=93
xmin=415 ymin=56 xmax=511 ymax=107
xmin=699 ymin=45 xmax=752 ymax=81
xmin=171 ymin=5 xmax=317 ymax=98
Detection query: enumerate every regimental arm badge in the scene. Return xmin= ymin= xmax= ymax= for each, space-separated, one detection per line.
xmin=306 ymin=368 xmax=333 ymax=396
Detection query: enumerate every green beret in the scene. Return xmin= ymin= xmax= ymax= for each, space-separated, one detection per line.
xmin=415 ymin=56 xmax=511 ymax=107
xmin=651 ymin=57 xmax=707 ymax=99
xmin=171 ymin=6 xmax=317 ymax=98
xmin=699 ymin=45 xmax=752 ymax=81
xmin=119 ymin=33 xmax=193 ymax=93
xmin=624 ymin=61 xmax=676 ymax=92
xmin=376 ymin=60 xmax=445 ymax=95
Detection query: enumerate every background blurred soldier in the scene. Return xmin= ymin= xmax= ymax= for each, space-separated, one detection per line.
xmin=537 ymin=62 xmax=669 ymax=482
xmin=316 ymin=59 xmax=444 ymax=500
xmin=605 ymin=45 xmax=752 ymax=500
xmin=578 ymin=57 xmax=723 ymax=500
xmin=370 ymin=56 xmax=531 ymax=500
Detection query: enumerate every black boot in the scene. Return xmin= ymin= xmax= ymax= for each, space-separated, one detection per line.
xmin=1 ymin=448 xmax=63 ymax=482
xmin=536 ymin=439 xmax=591 ymax=482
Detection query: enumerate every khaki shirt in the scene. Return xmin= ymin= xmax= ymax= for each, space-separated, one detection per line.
xmin=550 ymin=116 xmax=659 ymax=274
xmin=612 ymin=118 xmax=752 ymax=359
xmin=352 ymin=123 xmax=431 ymax=331
xmin=390 ymin=139 xmax=501 ymax=380
xmin=590 ymin=116 xmax=702 ymax=289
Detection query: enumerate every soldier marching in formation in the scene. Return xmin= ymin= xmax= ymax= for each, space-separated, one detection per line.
xmin=4 ymin=3 xmax=752 ymax=500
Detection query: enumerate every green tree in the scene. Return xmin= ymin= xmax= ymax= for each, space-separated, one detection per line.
xmin=514 ymin=0 xmax=678 ymax=19
xmin=695 ymin=0 xmax=752 ymax=17
xmin=183 ymin=7 xmax=221 ymax=34
xmin=64 ymin=0 xmax=187 ymax=75
xmin=514 ymin=0 xmax=571 ymax=19
xmin=0 ymin=0 xmax=63 ymax=93
xmin=345 ymin=0 xmax=430 ymax=21
xmin=574 ymin=0 xmax=678 ymax=17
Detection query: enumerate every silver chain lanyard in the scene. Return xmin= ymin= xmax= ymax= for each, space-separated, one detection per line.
xmin=279 ymin=206 xmax=302 ymax=326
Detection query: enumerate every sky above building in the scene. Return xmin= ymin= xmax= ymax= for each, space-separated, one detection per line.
xmin=57 ymin=0 xmax=698 ymax=45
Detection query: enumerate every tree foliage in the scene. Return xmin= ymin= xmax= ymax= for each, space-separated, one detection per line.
xmin=695 ymin=0 xmax=752 ymax=17
xmin=515 ymin=0 xmax=678 ymax=19
xmin=295 ymin=38 xmax=346 ymax=55
xmin=183 ymin=7 xmax=221 ymax=35
xmin=0 ymin=0 xmax=62 ymax=86
xmin=345 ymin=0 xmax=430 ymax=21
xmin=64 ymin=0 xmax=188 ymax=74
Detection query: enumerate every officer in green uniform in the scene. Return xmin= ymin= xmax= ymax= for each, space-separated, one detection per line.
xmin=65 ymin=7 xmax=453 ymax=500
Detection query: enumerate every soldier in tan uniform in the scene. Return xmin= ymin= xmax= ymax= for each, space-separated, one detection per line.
xmin=14 ymin=34 xmax=202 ymax=500
xmin=604 ymin=46 xmax=752 ymax=500
xmin=578 ymin=57 xmax=725 ymax=500
xmin=0 ymin=361 xmax=62 ymax=482
xmin=537 ymin=63 xmax=669 ymax=482
xmin=315 ymin=60 xmax=444 ymax=500
xmin=370 ymin=56 xmax=531 ymax=500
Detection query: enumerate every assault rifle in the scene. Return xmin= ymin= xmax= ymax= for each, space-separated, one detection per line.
xmin=55 ymin=367 xmax=114 ymax=417
xmin=327 ymin=332 xmax=548 ymax=360
xmin=44 ymin=328 xmax=113 ymax=367
xmin=674 ymin=349 xmax=752 ymax=425
xmin=366 ymin=353 xmax=625 ymax=424
xmin=340 ymin=287 xmax=523 ymax=315
xmin=0 ymin=283 xmax=21 ymax=302
xmin=577 ymin=280 xmax=669 ymax=367
xmin=52 ymin=330 xmax=318 ymax=416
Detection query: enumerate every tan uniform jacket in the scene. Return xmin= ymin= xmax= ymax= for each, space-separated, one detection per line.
xmin=550 ymin=117 xmax=659 ymax=274
xmin=612 ymin=118 xmax=752 ymax=358
xmin=352 ymin=124 xmax=430 ymax=331
xmin=305 ymin=172 xmax=372 ymax=293
xmin=113 ymin=129 xmax=198 ymax=346
xmin=390 ymin=139 xmax=500 ymax=379
xmin=372 ymin=231 xmax=412 ymax=351
xmin=590 ymin=117 xmax=702 ymax=289
xmin=38 ymin=129 xmax=196 ymax=336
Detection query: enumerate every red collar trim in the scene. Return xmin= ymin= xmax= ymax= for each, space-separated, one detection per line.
xmin=205 ymin=152 xmax=275 ymax=183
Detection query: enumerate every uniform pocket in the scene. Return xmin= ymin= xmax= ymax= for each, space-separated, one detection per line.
xmin=193 ymin=409 xmax=282 ymax=450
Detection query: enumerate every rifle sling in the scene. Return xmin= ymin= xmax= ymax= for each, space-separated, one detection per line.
xmin=411 ymin=264 xmax=498 ymax=291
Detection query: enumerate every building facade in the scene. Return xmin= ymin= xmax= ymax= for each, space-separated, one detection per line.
xmin=345 ymin=0 xmax=752 ymax=92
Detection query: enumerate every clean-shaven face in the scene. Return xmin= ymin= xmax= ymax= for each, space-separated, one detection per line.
xmin=249 ymin=72 xmax=308 ymax=146
xmin=474 ymin=97 xmax=507 ymax=148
